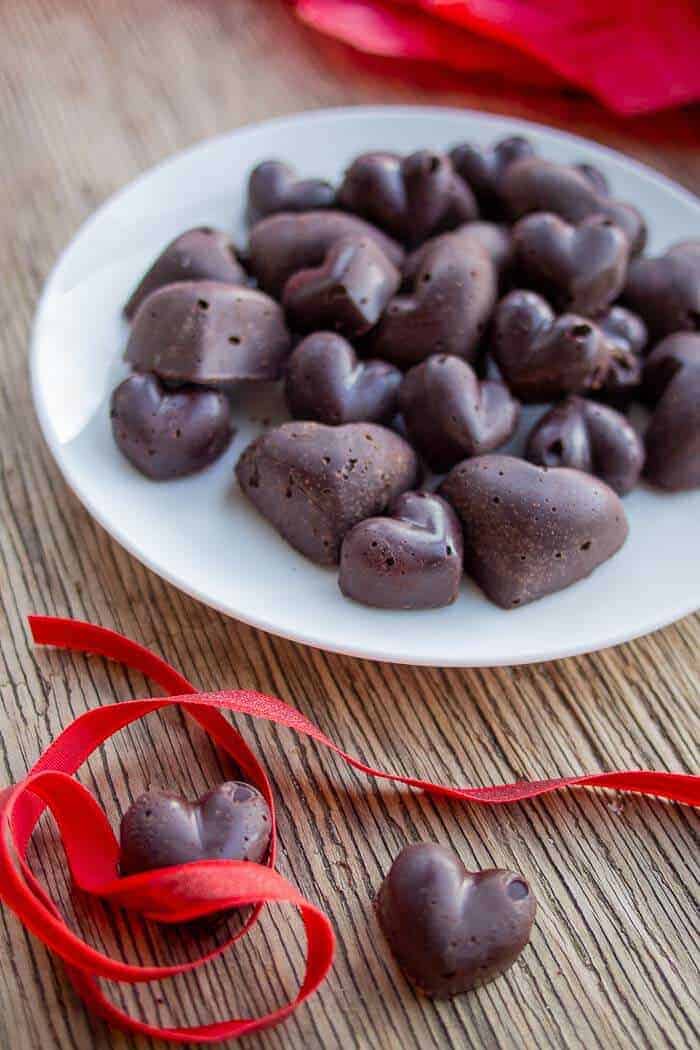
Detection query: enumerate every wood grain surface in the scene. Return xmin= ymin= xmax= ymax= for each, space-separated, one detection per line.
xmin=1 ymin=2 xmax=699 ymax=1049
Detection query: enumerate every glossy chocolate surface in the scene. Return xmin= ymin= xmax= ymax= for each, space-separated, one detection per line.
xmin=622 ymin=240 xmax=700 ymax=339
xmin=643 ymin=332 xmax=700 ymax=490
xmin=247 ymin=160 xmax=334 ymax=220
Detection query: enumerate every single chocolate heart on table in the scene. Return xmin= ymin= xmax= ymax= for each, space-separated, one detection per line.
xmin=643 ymin=332 xmax=700 ymax=491
xmin=377 ymin=843 xmax=536 ymax=997
xmin=512 ymin=212 xmax=629 ymax=316
xmin=110 ymin=372 xmax=234 ymax=479
xmin=439 ymin=454 xmax=628 ymax=608
xmin=491 ymin=290 xmax=610 ymax=403
xmin=594 ymin=305 xmax=647 ymax=407
xmin=369 ymin=234 xmax=497 ymax=368
xmin=120 ymin=782 xmax=271 ymax=876
xmin=247 ymin=160 xmax=335 ymax=221
xmin=285 ymin=332 xmax=402 ymax=425
xmin=398 ymin=354 xmax=520 ymax=472
xmin=236 ymin=422 xmax=419 ymax=564
xmin=282 ymin=236 xmax=400 ymax=338
xmin=339 ymin=492 xmax=463 ymax=610
xmin=337 ymin=149 xmax=477 ymax=246
xmin=248 ymin=210 xmax=404 ymax=298
xmin=525 ymin=396 xmax=644 ymax=496
xmin=404 ymin=221 xmax=514 ymax=288
xmin=501 ymin=158 xmax=646 ymax=255
xmin=124 ymin=228 xmax=247 ymax=320
xmin=622 ymin=239 xmax=700 ymax=340
xmin=449 ymin=135 xmax=536 ymax=217
xmin=126 ymin=280 xmax=291 ymax=385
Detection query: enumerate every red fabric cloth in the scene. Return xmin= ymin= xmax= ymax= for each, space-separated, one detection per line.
xmin=0 ymin=615 xmax=697 ymax=1043
xmin=294 ymin=0 xmax=700 ymax=115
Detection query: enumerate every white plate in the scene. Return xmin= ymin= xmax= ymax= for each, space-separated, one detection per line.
xmin=31 ymin=106 xmax=700 ymax=666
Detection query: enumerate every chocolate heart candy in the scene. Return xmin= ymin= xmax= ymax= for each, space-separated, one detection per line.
xmin=285 ymin=332 xmax=402 ymax=425
xmin=512 ymin=212 xmax=629 ymax=315
xmin=449 ymin=135 xmax=536 ymax=216
xmin=248 ymin=210 xmax=404 ymax=297
xmin=377 ymin=843 xmax=536 ymax=997
xmin=119 ymin=781 xmax=271 ymax=876
xmin=575 ymin=162 xmax=609 ymax=196
xmin=110 ymin=372 xmax=233 ymax=479
xmin=126 ymin=281 xmax=291 ymax=385
xmin=439 ymin=454 xmax=628 ymax=607
xmin=595 ymin=305 xmax=647 ymax=406
xmin=501 ymin=158 xmax=646 ymax=254
xmin=525 ymin=396 xmax=644 ymax=496
xmin=491 ymin=290 xmax=610 ymax=403
xmin=236 ymin=422 xmax=419 ymax=564
xmin=124 ymin=228 xmax=247 ymax=320
xmin=337 ymin=149 xmax=477 ymax=246
xmin=622 ymin=240 xmax=700 ymax=340
xmin=247 ymin=160 xmax=335 ymax=221
xmin=338 ymin=492 xmax=463 ymax=609
xmin=643 ymin=333 xmax=700 ymax=491
xmin=370 ymin=234 xmax=497 ymax=368
xmin=282 ymin=236 xmax=400 ymax=337
xmin=404 ymin=221 xmax=514 ymax=287
xmin=399 ymin=354 xmax=520 ymax=472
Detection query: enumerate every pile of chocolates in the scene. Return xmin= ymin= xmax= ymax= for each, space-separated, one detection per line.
xmin=111 ymin=138 xmax=700 ymax=610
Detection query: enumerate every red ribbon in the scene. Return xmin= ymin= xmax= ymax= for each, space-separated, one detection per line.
xmin=0 ymin=616 xmax=698 ymax=1043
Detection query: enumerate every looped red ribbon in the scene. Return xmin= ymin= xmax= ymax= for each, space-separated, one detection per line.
xmin=1 ymin=616 xmax=698 ymax=1043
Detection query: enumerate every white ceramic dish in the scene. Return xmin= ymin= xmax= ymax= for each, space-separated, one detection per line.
xmin=31 ymin=106 xmax=700 ymax=666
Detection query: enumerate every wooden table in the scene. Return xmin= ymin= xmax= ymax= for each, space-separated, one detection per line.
xmin=1 ymin=3 xmax=698 ymax=1048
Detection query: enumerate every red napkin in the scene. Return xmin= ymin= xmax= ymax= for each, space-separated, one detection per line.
xmin=294 ymin=0 xmax=700 ymax=115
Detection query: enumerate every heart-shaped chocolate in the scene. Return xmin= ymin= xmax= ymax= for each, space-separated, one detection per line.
xmin=126 ymin=281 xmax=291 ymax=385
xmin=404 ymin=221 xmax=514 ymax=288
xmin=110 ymin=372 xmax=234 ymax=479
xmin=282 ymin=236 xmax=400 ymax=337
xmin=119 ymin=781 xmax=271 ymax=877
xmin=501 ymin=158 xmax=646 ymax=254
xmin=398 ymin=354 xmax=520 ymax=472
xmin=575 ymin=162 xmax=609 ymax=196
xmin=236 ymin=422 xmax=419 ymax=564
xmin=377 ymin=843 xmax=536 ymax=997
xmin=622 ymin=240 xmax=700 ymax=340
xmin=643 ymin=333 xmax=700 ymax=491
xmin=525 ymin=396 xmax=644 ymax=496
xmin=337 ymin=149 xmax=477 ymax=246
xmin=338 ymin=492 xmax=463 ymax=609
xmin=370 ymin=234 xmax=497 ymax=368
xmin=247 ymin=160 xmax=335 ymax=221
xmin=248 ymin=210 xmax=404 ymax=298
xmin=491 ymin=290 xmax=610 ymax=403
xmin=595 ymin=305 xmax=647 ymax=406
xmin=449 ymin=135 xmax=536 ymax=216
xmin=439 ymin=454 xmax=628 ymax=607
xmin=124 ymin=228 xmax=247 ymax=320
xmin=512 ymin=212 xmax=629 ymax=315
xmin=285 ymin=332 xmax=402 ymax=425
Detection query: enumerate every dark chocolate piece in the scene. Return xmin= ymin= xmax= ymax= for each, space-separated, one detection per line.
xmin=119 ymin=782 xmax=271 ymax=876
xmin=126 ymin=281 xmax=291 ymax=385
xmin=404 ymin=221 xmax=514 ymax=287
xmin=124 ymin=228 xmax=247 ymax=320
xmin=339 ymin=492 xmax=463 ymax=609
xmin=236 ymin=422 xmax=419 ymax=564
xmin=370 ymin=234 xmax=497 ymax=368
xmin=449 ymin=136 xmax=536 ymax=216
xmin=285 ymin=332 xmax=401 ymax=425
xmin=110 ymin=372 xmax=233 ymax=479
xmin=439 ymin=454 xmax=628 ymax=607
xmin=622 ymin=240 xmax=700 ymax=340
xmin=248 ymin=210 xmax=404 ymax=297
xmin=377 ymin=843 xmax=536 ymax=997
xmin=282 ymin=236 xmax=400 ymax=337
xmin=491 ymin=290 xmax=610 ymax=403
xmin=337 ymin=149 xmax=477 ymax=246
xmin=525 ymin=396 xmax=644 ymax=496
xmin=247 ymin=160 xmax=334 ymax=221
xmin=512 ymin=212 xmax=629 ymax=316
xmin=643 ymin=332 xmax=700 ymax=491
xmin=595 ymin=305 xmax=647 ymax=406
xmin=398 ymin=354 xmax=519 ymax=472
xmin=501 ymin=158 xmax=646 ymax=254
xmin=575 ymin=163 xmax=609 ymax=196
